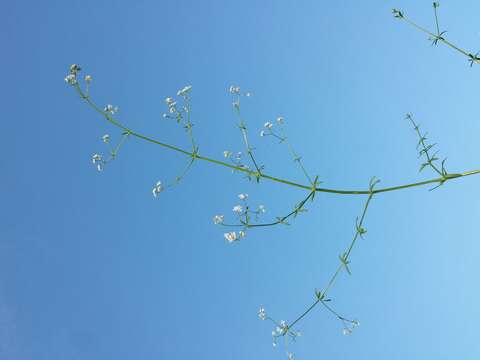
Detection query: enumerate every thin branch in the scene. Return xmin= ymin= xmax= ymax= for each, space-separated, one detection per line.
xmin=392 ymin=8 xmax=480 ymax=66
xmin=288 ymin=178 xmax=378 ymax=330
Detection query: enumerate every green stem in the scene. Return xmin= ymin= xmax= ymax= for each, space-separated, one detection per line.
xmin=408 ymin=115 xmax=443 ymax=176
xmin=400 ymin=14 xmax=480 ymax=64
xmin=247 ymin=191 xmax=314 ymax=228
xmin=433 ymin=4 xmax=440 ymax=36
xmin=288 ymin=188 xmax=375 ymax=329
xmin=74 ymin=84 xmax=480 ymax=196
xmin=235 ymin=102 xmax=263 ymax=175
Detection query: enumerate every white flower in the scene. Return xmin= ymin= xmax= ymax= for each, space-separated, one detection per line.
xmin=233 ymin=205 xmax=243 ymax=213
xmin=229 ymin=85 xmax=240 ymax=94
xmin=239 ymin=230 xmax=246 ymax=238
xmin=258 ymin=307 xmax=266 ymax=320
xmin=64 ymin=74 xmax=76 ymax=85
xmin=264 ymin=122 xmax=273 ymax=129
xmin=92 ymin=154 xmax=102 ymax=164
xmin=276 ymin=116 xmax=284 ymax=124
xmin=152 ymin=181 xmax=163 ymax=198
xmin=213 ymin=215 xmax=224 ymax=224
xmin=260 ymin=130 xmax=266 ymax=137
xmin=287 ymin=352 xmax=294 ymax=360
xmin=84 ymin=75 xmax=92 ymax=83
xmin=275 ymin=320 xmax=288 ymax=335
xmin=104 ymin=104 xmax=118 ymax=114
xmin=165 ymin=97 xmax=175 ymax=105
xmin=96 ymin=164 xmax=103 ymax=172
xmin=238 ymin=193 xmax=248 ymax=200
xmin=169 ymin=106 xmax=177 ymax=114
xmin=177 ymin=85 xmax=192 ymax=96
xmin=224 ymin=232 xmax=237 ymax=243
xmin=69 ymin=64 xmax=81 ymax=74
xmin=352 ymin=320 xmax=360 ymax=328
xmin=258 ymin=205 xmax=266 ymax=213
xmin=342 ymin=328 xmax=352 ymax=335
xmin=223 ymin=151 xmax=232 ymax=158
xmin=102 ymin=134 xmax=110 ymax=143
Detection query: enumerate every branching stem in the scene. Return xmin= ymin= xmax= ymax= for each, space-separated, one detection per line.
xmin=75 ymin=84 xmax=480 ymax=196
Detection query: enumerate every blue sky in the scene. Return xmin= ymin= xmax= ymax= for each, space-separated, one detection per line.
xmin=2 ymin=0 xmax=480 ymax=359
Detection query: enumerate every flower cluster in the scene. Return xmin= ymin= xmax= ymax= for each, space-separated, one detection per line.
xmin=223 ymin=151 xmax=251 ymax=174
xmin=258 ymin=307 xmax=266 ymax=320
xmin=152 ymin=181 xmax=163 ymax=197
xmin=260 ymin=117 xmax=285 ymax=137
xmin=90 ymin=132 xmax=129 ymax=172
xmin=92 ymin=153 xmax=103 ymax=171
xmin=104 ymin=104 xmax=119 ymax=115
xmin=64 ymin=64 xmax=93 ymax=90
xmin=256 ymin=306 xmax=301 ymax=358
xmin=229 ymin=85 xmax=251 ymax=110
xmin=64 ymin=64 xmax=81 ymax=85
xmin=177 ymin=85 xmax=192 ymax=98
xmin=163 ymin=85 xmax=192 ymax=120
xmin=213 ymin=215 xmax=224 ymax=224
xmin=272 ymin=320 xmax=301 ymax=350
xmin=341 ymin=319 xmax=360 ymax=335
xmin=213 ymin=193 xmax=267 ymax=243
xmin=223 ymin=230 xmax=246 ymax=243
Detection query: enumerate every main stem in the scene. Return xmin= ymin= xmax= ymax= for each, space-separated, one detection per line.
xmin=75 ymin=84 xmax=480 ymax=195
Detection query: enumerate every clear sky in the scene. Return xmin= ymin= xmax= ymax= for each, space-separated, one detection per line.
xmin=2 ymin=0 xmax=480 ymax=359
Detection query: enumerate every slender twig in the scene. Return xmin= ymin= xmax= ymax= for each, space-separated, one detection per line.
xmin=268 ymin=128 xmax=314 ymax=185
xmin=234 ymin=97 xmax=263 ymax=179
xmin=222 ymin=191 xmax=314 ymax=229
xmin=392 ymin=8 xmax=480 ymax=66
xmin=288 ymin=178 xmax=378 ymax=330
xmin=433 ymin=2 xmax=441 ymax=36
xmin=406 ymin=113 xmax=443 ymax=176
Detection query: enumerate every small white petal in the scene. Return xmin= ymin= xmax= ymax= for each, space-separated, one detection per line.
xmin=224 ymin=232 xmax=237 ymax=243
xmin=229 ymin=85 xmax=240 ymax=94
xmin=152 ymin=181 xmax=163 ymax=198
xmin=258 ymin=307 xmax=266 ymax=320
xmin=213 ymin=215 xmax=224 ymax=224
xmin=92 ymin=154 xmax=102 ymax=164
xmin=232 ymin=205 xmax=243 ymax=213
xmin=64 ymin=74 xmax=77 ymax=85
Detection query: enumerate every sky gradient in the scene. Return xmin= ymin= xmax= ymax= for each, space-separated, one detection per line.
xmin=2 ymin=1 xmax=480 ymax=359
